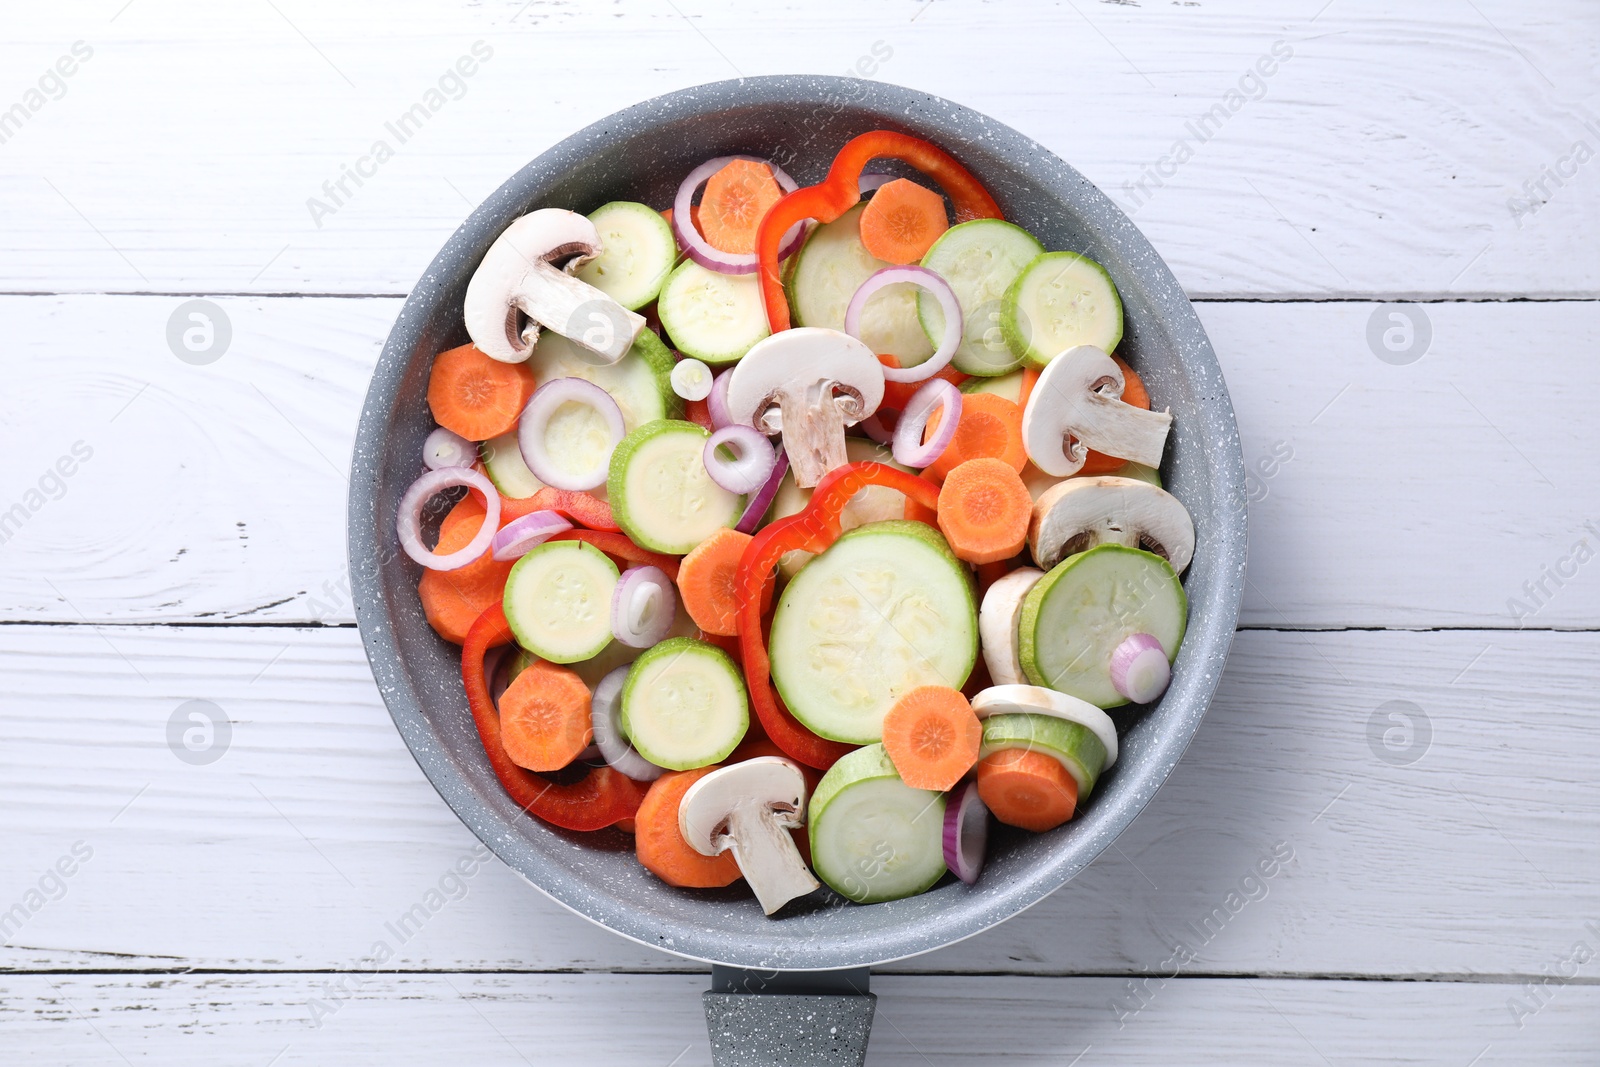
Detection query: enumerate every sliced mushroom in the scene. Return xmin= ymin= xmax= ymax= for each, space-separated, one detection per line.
xmin=979 ymin=567 xmax=1044 ymax=686
xmin=1022 ymin=345 xmax=1172 ymax=476
xmin=1029 ymin=475 xmax=1194 ymax=573
xmin=678 ymin=756 xmax=820 ymax=916
xmin=464 ymin=208 xmax=646 ymax=365
xmin=725 ymin=327 xmax=885 ymax=489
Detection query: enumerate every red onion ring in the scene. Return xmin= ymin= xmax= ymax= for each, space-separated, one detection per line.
xmin=672 ymin=156 xmax=806 ymax=275
xmin=844 ymin=266 xmax=963 ymax=383
xmin=892 ymin=378 xmax=962 ymax=469
xmin=735 ymin=450 xmax=789 ymax=534
xmin=591 ymin=664 xmax=665 ymax=781
xmin=943 ymin=779 xmax=989 ymax=885
xmin=397 ymin=466 xmax=500 ymax=571
xmin=1110 ymin=633 xmax=1172 ymax=704
xmin=706 ymin=369 xmax=737 ymax=429
xmin=517 ymin=377 xmax=625 ymax=491
xmin=423 ymin=426 xmax=474 ymax=470
xmin=611 ymin=565 xmax=677 ymax=649
xmin=491 ymin=509 xmax=573 ymax=562
xmin=704 ymin=424 xmax=776 ymax=495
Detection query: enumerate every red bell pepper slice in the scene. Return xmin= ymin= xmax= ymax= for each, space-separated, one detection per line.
xmin=549 ymin=528 xmax=680 ymax=581
xmin=501 ymin=488 xmax=620 ymax=532
xmin=735 ymin=462 xmax=943 ymax=770
xmin=461 ymin=603 xmax=644 ymax=831
xmin=755 ymin=131 xmax=1004 ymax=334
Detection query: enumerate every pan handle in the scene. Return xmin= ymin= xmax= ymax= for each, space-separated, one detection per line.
xmin=703 ymin=965 xmax=875 ymax=1067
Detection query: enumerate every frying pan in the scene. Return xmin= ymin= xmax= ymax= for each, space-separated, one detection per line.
xmin=349 ymin=76 xmax=1247 ymax=1065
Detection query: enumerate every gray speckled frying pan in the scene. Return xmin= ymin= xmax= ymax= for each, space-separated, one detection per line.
xmin=348 ymin=75 xmax=1247 ymax=1066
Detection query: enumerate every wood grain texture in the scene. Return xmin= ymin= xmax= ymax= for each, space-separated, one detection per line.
xmin=0 ymin=2 xmax=1594 ymax=298
xmin=3 ymin=296 xmax=1595 ymax=627
xmin=1 ymin=972 xmax=1595 ymax=1065
xmin=2 ymin=625 xmax=1594 ymax=978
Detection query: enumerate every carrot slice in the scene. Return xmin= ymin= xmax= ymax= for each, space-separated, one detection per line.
xmin=881 ymin=686 xmax=982 ymax=792
xmin=936 ymin=457 xmax=1032 ymax=565
xmin=419 ymin=494 xmax=513 ymax=645
xmin=498 ymin=660 xmax=593 ymax=772
xmin=678 ymin=528 xmax=754 ymax=636
xmin=427 ymin=342 xmax=537 ymax=442
xmin=1078 ymin=357 xmax=1152 ymax=475
xmin=698 ymin=159 xmax=784 ymax=255
xmin=635 ymin=766 xmax=742 ymax=888
xmin=977 ymin=748 xmax=1078 ymax=832
xmin=923 ymin=392 xmax=1026 ymax=481
xmin=1018 ymin=367 xmax=1040 ymax=411
xmin=858 ymin=178 xmax=950 ymax=264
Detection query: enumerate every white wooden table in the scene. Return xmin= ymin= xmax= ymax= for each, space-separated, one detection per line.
xmin=3 ymin=1 xmax=1597 ymax=1062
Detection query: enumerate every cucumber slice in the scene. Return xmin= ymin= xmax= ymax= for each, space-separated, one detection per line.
xmin=657 ymin=260 xmax=771 ymax=365
xmin=1018 ymin=544 xmax=1186 ymax=707
xmin=620 ymin=637 xmax=749 ymax=771
xmin=766 ymin=437 xmax=913 ymax=578
xmin=575 ymin=201 xmax=677 ymax=311
xmin=978 ymin=712 xmax=1108 ymax=798
xmin=808 ymin=743 xmax=946 ymax=903
xmin=961 ymin=369 xmax=1023 ymax=402
xmin=502 ymin=539 xmax=619 ymax=664
xmin=917 ymin=219 xmax=1045 ymax=377
xmin=788 ymin=203 xmax=934 ymax=367
xmin=769 ymin=520 xmax=977 ymax=744
xmin=1003 ymin=251 xmax=1124 ymax=369
xmin=480 ymin=431 xmax=544 ymax=499
xmin=531 ymin=327 xmax=681 ymax=434
xmin=607 ymin=419 xmax=744 ymax=554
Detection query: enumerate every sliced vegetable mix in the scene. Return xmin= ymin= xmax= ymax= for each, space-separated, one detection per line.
xmin=397 ymin=137 xmax=1192 ymax=915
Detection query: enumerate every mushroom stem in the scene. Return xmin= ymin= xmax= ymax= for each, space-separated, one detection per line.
xmin=513 ymin=261 xmax=646 ymax=365
xmin=723 ymin=803 xmax=820 ymax=915
xmin=778 ymin=381 xmax=851 ymax=489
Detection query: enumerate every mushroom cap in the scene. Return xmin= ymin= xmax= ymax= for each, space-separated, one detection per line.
xmin=464 ymin=209 xmax=604 ymax=363
xmin=677 ymin=756 xmax=809 ymax=856
xmin=724 ymin=328 xmax=885 ymax=431
xmin=970 ymin=684 xmax=1119 ymax=768
xmin=1022 ymin=345 xmax=1172 ymax=476
xmin=1029 ymin=474 xmax=1195 ymax=574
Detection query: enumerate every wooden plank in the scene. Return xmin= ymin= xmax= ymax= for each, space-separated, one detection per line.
xmin=2 ymin=625 xmax=1595 ymax=978
xmin=3 ymin=296 xmax=1596 ymax=627
xmin=0 ymin=972 xmax=1594 ymax=1064
xmin=0 ymin=2 xmax=1595 ymax=297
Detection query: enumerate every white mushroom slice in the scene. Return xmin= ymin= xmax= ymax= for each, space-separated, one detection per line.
xmin=724 ymin=328 xmax=885 ymax=489
xmin=1029 ymin=475 xmax=1195 ymax=573
xmin=1022 ymin=345 xmax=1172 ymax=476
xmin=971 ymin=684 xmax=1119 ymax=768
xmin=979 ymin=567 xmax=1044 ymax=686
xmin=678 ymin=756 xmax=820 ymax=916
xmin=464 ymin=208 xmax=646 ymax=365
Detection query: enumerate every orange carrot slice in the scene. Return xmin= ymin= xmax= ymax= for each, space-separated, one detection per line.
xmin=859 ymin=178 xmax=950 ymax=264
xmin=936 ymin=457 xmax=1032 ymax=565
xmin=635 ymin=766 xmax=742 ymax=888
xmin=923 ymin=392 xmax=1026 ymax=481
xmin=698 ymin=159 xmax=784 ymax=255
xmin=881 ymin=686 xmax=982 ymax=792
xmin=977 ymin=748 xmax=1078 ymax=832
xmin=498 ymin=660 xmax=593 ymax=772
xmin=427 ymin=342 xmax=537 ymax=442
xmin=1078 ymin=357 xmax=1152 ymax=475
xmin=419 ymin=494 xmax=514 ymax=645
xmin=678 ymin=527 xmax=754 ymax=636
